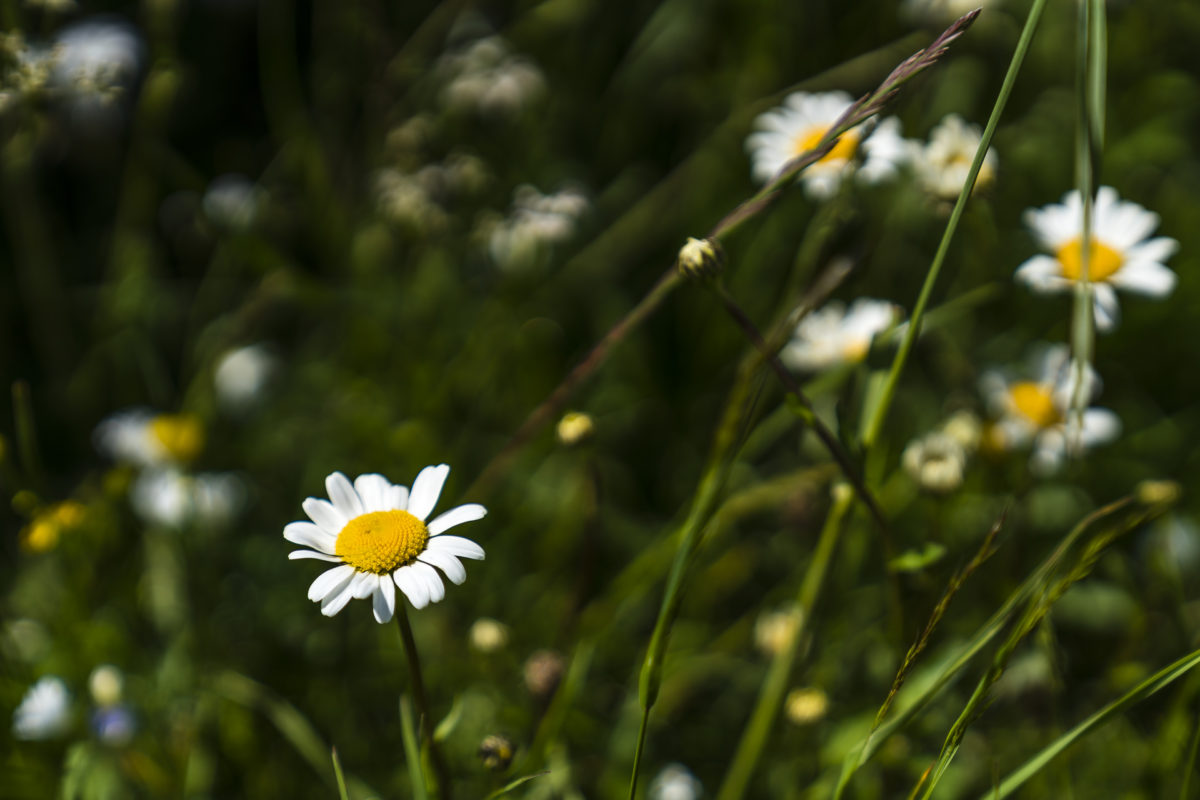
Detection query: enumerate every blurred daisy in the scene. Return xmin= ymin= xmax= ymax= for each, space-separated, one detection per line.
xmin=780 ymin=298 xmax=901 ymax=371
xmin=213 ymin=344 xmax=277 ymax=413
xmin=746 ymin=91 xmax=909 ymax=199
xmin=49 ymin=17 xmax=144 ymax=127
xmin=1015 ymin=187 xmax=1178 ymax=331
xmin=439 ymin=36 xmax=546 ymax=117
xmin=487 ymin=184 xmax=588 ymax=272
xmin=12 ymin=676 xmax=71 ymax=740
xmin=285 ymin=466 xmax=486 ymax=623
xmin=131 ymin=468 xmax=244 ymax=528
xmin=980 ymin=344 xmax=1120 ymax=474
xmin=649 ymin=763 xmax=703 ymax=800
xmin=94 ymin=409 xmax=204 ymax=468
xmin=915 ymin=114 xmax=997 ymax=202
xmin=902 ymin=431 xmax=967 ymax=493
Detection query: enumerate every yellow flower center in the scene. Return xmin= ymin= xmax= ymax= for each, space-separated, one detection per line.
xmin=793 ymin=126 xmax=859 ymax=164
xmin=335 ymin=510 xmax=429 ymax=575
xmin=150 ymin=414 xmax=204 ymax=462
xmin=1056 ymin=237 xmax=1124 ymax=282
xmin=1009 ymin=381 xmax=1060 ymax=428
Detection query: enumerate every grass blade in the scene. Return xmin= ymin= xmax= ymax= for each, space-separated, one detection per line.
xmin=400 ymin=695 xmax=430 ymax=800
xmin=331 ymin=747 xmax=350 ymax=800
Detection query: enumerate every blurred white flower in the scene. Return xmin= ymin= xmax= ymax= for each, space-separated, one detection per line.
xmin=285 ymin=467 xmax=486 ymax=622
xmin=49 ymin=18 xmax=143 ymax=126
xmin=754 ymin=607 xmax=801 ymax=656
xmin=12 ymin=676 xmax=71 ymax=740
xmin=440 ymin=36 xmax=546 ymax=117
xmin=1015 ymin=187 xmax=1178 ymax=331
xmin=649 ymin=763 xmax=703 ymax=800
xmin=469 ymin=618 xmax=510 ymax=653
xmin=915 ymin=114 xmax=997 ymax=201
xmin=488 ymin=185 xmax=588 ymax=272
xmin=746 ymin=91 xmax=910 ymax=199
xmin=941 ymin=410 xmax=983 ymax=454
xmin=780 ymin=298 xmax=901 ymax=371
xmin=131 ymin=468 xmax=244 ymax=528
xmin=202 ymin=174 xmax=263 ymax=232
xmin=214 ymin=344 xmax=277 ymax=412
xmin=980 ymin=344 xmax=1121 ymax=474
xmin=903 ymin=431 xmax=967 ymax=493
xmin=94 ymin=410 xmax=204 ymax=467
xmin=785 ymin=686 xmax=829 ymax=725
xmin=375 ymin=168 xmax=447 ymax=232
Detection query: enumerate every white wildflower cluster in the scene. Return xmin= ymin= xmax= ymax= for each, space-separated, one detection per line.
xmin=780 ymin=298 xmax=902 ymax=372
xmin=486 ymin=184 xmax=589 ymax=273
xmin=649 ymin=763 xmax=704 ymax=800
xmin=902 ymin=411 xmax=982 ymax=494
xmin=913 ymin=114 xmax=997 ymax=203
xmin=375 ymin=152 xmax=491 ymax=233
xmin=438 ymin=36 xmax=546 ymax=117
xmin=94 ymin=409 xmax=244 ymax=529
xmin=202 ymin=174 xmax=264 ymax=233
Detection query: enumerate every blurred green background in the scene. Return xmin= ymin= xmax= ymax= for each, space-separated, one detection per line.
xmin=3 ymin=0 xmax=1200 ymax=797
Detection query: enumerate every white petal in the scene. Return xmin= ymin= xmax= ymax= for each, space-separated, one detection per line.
xmin=388 ymin=484 xmax=410 ymax=511
xmin=428 ymin=534 xmax=485 ymax=561
xmin=325 ymin=472 xmax=364 ymax=518
xmin=288 ymin=550 xmax=343 ymax=562
xmin=303 ymin=498 xmax=346 ymax=535
xmin=1110 ymin=261 xmax=1177 ymax=297
xmin=1081 ymin=408 xmax=1121 ymax=446
xmin=411 ymin=561 xmax=445 ymax=604
xmin=308 ymin=564 xmax=355 ymax=602
xmin=408 ymin=464 xmax=450 ymax=521
xmin=373 ymin=579 xmax=396 ymax=624
xmin=1124 ymin=236 xmax=1178 ymax=265
xmin=393 ymin=566 xmax=430 ymax=609
xmin=351 ymin=571 xmax=378 ymax=599
xmin=320 ymin=581 xmax=356 ymax=617
xmin=354 ymin=474 xmax=391 ymax=512
xmin=1015 ymin=255 xmax=1070 ymax=293
xmin=428 ymin=503 xmax=487 ymax=535
xmin=419 ymin=549 xmax=467 ymax=585
xmin=283 ymin=521 xmax=337 ymax=554
xmin=1093 ymin=284 xmax=1121 ymax=332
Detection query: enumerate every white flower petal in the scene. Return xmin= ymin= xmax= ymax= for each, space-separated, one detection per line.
xmin=1093 ymin=284 xmax=1121 ymax=332
xmin=303 ymin=498 xmax=346 ymax=535
xmin=351 ymin=571 xmax=378 ymax=600
xmin=325 ymin=472 xmax=364 ymax=518
xmin=309 ymin=564 xmax=355 ymax=602
xmin=428 ymin=534 xmax=485 ymax=561
xmin=1124 ymin=236 xmax=1178 ymax=265
xmin=373 ymin=579 xmax=396 ymax=624
xmin=1015 ymin=255 xmax=1070 ymax=293
xmin=353 ymin=474 xmax=391 ymax=512
xmin=320 ymin=580 xmax=356 ymax=617
xmin=1081 ymin=408 xmax=1121 ymax=446
xmin=419 ymin=549 xmax=467 ymax=585
xmin=408 ymin=464 xmax=450 ymax=521
xmin=428 ymin=503 xmax=487 ymax=535
xmin=411 ymin=562 xmax=445 ymax=604
xmin=393 ymin=565 xmax=430 ymax=609
xmin=388 ymin=484 xmax=410 ymax=511
xmin=288 ymin=550 xmax=343 ymax=562
xmin=283 ymin=521 xmax=337 ymax=554
xmin=1110 ymin=260 xmax=1177 ymax=297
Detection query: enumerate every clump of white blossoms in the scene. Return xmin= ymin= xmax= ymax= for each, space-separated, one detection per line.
xmin=438 ymin=36 xmax=546 ymax=117
xmin=214 ymin=344 xmax=277 ymax=413
xmin=746 ymin=91 xmax=909 ymax=200
xmin=12 ymin=676 xmax=71 ymax=740
xmin=131 ymin=468 xmax=244 ymax=529
xmin=915 ymin=114 xmax=997 ymax=202
xmin=487 ymin=184 xmax=589 ymax=272
xmin=649 ymin=763 xmax=704 ymax=800
xmin=48 ymin=17 xmax=143 ymax=130
xmin=903 ymin=431 xmax=967 ymax=493
xmin=1015 ymin=187 xmax=1178 ymax=331
xmin=285 ymin=466 xmax=486 ymax=623
xmin=202 ymin=173 xmax=263 ymax=233
xmin=780 ymin=298 xmax=901 ymax=372
xmin=980 ymin=344 xmax=1121 ymax=474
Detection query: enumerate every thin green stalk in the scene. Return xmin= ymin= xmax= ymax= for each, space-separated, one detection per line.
xmin=716 ymin=483 xmax=854 ymax=800
xmin=331 ymin=747 xmax=350 ymax=800
xmin=1182 ymin=702 xmax=1200 ymax=800
xmin=400 ymin=696 xmax=430 ymax=800
xmin=396 ymin=607 xmax=450 ymax=800
xmin=861 ymin=0 xmax=1049 ymax=449
xmin=986 ymin=646 xmax=1200 ymax=799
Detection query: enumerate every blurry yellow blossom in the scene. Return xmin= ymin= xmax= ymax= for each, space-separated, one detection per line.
xmin=21 ymin=501 xmax=85 ymax=552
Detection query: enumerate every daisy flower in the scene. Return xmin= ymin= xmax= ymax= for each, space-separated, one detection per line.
xmin=1015 ymin=187 xmax=1178 ymax=331
xmin=285 ymin=466 xmax=485 ymax=623
xmin=780 ymin=298 xmax=901 ymax=371
xmin=12 ymin=676 xmax=71 ymax=740
xmin=915 ymin=113 xmax=997 ymax=202
xmin=94 ymin=409 xmax=204 ymax=467
xmin=980 ymin=344 xmax=1120 ymax=474
xmin=746 ymin=91 xmax=909 ymax=200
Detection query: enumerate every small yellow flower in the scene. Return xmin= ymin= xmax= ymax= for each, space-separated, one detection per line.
xmin=556 ymin=411 xmax=594 ymax=446
xmin=21 ymin=501 xmax=86 ymax=552
xmin=785 ymin=687 xmax=829 ymax=725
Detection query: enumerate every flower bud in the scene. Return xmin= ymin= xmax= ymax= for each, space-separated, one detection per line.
xmin=676 ymin=237 xmax=724 ymax=279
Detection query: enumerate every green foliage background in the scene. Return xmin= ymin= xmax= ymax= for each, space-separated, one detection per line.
xmin=3 ymin=0 xmax=1200 ymax=798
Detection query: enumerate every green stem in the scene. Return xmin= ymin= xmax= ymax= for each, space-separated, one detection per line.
xmin=396 ymin=607 xmax=451 ymax=800
xmin=716 ymin=483 xmax=854 ymax=800
xmin=861 ymin=0 xmax=1050 ymax=449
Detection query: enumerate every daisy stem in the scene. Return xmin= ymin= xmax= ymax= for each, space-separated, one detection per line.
xmin=395 ymin=606 xmax=451 ymax=800
xmin=860 ymin=0 xmax=1050 ymax=451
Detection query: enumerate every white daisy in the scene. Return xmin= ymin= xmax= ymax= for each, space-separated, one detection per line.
xmin=94 ymin=409 xmax=205 ymax=467
xmin=746 ymin=91 xmax=910 ymax=199
xmin=285 ymin=466 xmax=486 ymax=623
xmin=780 ymin=298 xmax=901 ymax=371
xmin=12 ymin=676 xmax=71 ymax=740
xmin=915 ymin=113 xmax=997 ymax=201
xmin=130 ymin=468 xmax=244 ymax=528
xmin=980 ymin=344 xmax=1121 ymax=474
xmin=1015 ymin=187 xmax=1178 ymax=332
xmin=213 ymin=344 xmax=277 ymax=412
xmin=649 ymin=763 xmax=703 ymax=800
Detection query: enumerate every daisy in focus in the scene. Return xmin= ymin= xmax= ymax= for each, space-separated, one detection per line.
xmin=980 ymin=344 xmax=1120 ymax=474
xmin=746 ymin=90 xmax=909 ymax=200
xmin=285 ymin=466 xmax=485 ymax=623
xmin=915 ymin=113 xmax=997 ymax=202
xmin=1015 ymin=187 xmax=1178 ymax=331
xmin=780 ymin=298 xmax=901 ymax=371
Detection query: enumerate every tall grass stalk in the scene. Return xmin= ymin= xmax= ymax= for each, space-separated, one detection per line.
xmin=715 ymin=482 xmax=854 ymax=800
xmin=860 ymin=0 xmax=1049 ymax=450
xmin=396 ymin=606 xmax=450 ymax=800
xmin=400 ymin=695 xmax=430 ymax=800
